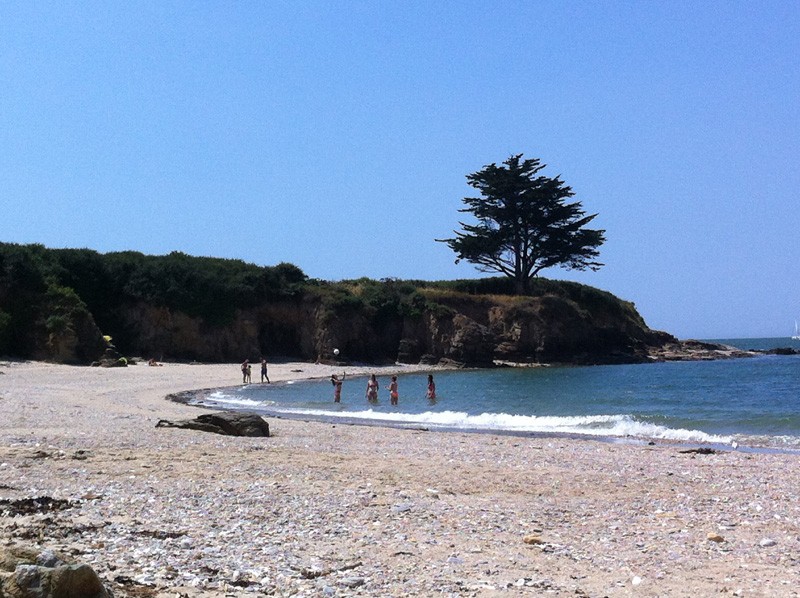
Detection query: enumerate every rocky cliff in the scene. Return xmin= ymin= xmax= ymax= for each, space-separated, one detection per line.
xmin=0 ymin=243 xmax=679 ymax=367
xmin=101 ymin=285 xmax=675 ymax=367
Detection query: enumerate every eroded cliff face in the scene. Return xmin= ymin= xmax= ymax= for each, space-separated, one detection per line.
xmin=397 ymin=292 xmax=674 ymax=366
xmin=0 ymin=242 xmax=685 ymax=366
xmin=112 ymin=300 xmax=316 ymax=362
xmin=102 ymin=290 xmax=674 ymax=366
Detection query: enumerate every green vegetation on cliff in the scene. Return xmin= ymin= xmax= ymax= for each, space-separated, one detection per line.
xmin=0 ymin=242 xmax=671 ymax=365
xmin=0 ymin=243 xmax=305 ymax=361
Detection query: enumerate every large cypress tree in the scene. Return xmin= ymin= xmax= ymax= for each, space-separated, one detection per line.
xmin=438 ymin=154 xmax=605 ymax=294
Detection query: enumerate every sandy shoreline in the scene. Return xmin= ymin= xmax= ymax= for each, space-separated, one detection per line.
xmin=1 ymin=361 xmax=799 ymax=597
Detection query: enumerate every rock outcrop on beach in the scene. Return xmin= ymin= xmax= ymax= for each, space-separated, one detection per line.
xmin=0 ymin=545 xmax=112 ymax=598
xmin=155 ymin=412 xmax=271 ymax=436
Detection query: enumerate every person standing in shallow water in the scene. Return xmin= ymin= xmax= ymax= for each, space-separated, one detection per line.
xmin=331 ymin=372 xmax=346 ymax=402
xmin=260 ymin=358 xmax=270 ymax=383
xmin=366 ymin=374 xmax=379 ymax=402
xmin=388 ymin=376 xmax=399 ymax=405
xmin=426 ymin=374 xmax=436 ymax=401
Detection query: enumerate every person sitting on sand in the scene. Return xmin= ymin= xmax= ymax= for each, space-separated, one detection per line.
xmin=331 ymin=372 xmax=346 ymax=402
xmin=426 ymin=374 xmax=436 ymax=401
xmin=366 ymin=374 xmax=379 ymax=402
xmin=387 ymin=376 xmax=399 ymax=405
xmin=260 ymin=358 xmax=270 ymax=383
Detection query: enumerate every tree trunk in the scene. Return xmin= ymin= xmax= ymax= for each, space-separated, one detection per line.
xmin=514 ymin=275 xmax=529 ymax=295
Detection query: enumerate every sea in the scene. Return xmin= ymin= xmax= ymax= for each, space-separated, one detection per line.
xmin=190 ymin=337 xmax=800 ymax=452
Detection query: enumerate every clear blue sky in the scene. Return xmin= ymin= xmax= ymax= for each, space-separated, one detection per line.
xmin=1 ymin=2 xmax=798 ymax=339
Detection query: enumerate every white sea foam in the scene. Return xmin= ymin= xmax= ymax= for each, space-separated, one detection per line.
xmin=265 ymin=407 xmax=732 ymax=444
xmin=198 ymin=392 xmax=270 ymax=409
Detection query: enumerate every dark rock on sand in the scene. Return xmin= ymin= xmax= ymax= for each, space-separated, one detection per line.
xmin=92 ymin=344 xmax=129 ymax=368
xmin=679 ymin=447 xmax=718 ymax=455
xmin=156 ymin=412 xmax=270 ymax=437
xmin=0 ymin=545 xmax=112 ymax=598
xmin=418 ymin=353 xmax=439 ymax=365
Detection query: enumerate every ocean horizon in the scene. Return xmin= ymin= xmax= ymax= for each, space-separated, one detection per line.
xmin=189 ymin=337 xmax=800 ymax=451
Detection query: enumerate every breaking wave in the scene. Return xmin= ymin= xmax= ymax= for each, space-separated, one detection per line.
xmin=264 ymin=407 xmax=732 ymax=444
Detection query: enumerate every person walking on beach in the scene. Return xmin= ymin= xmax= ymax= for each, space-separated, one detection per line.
xmin=260 ymin=358 xmax=270 ymax=383
xmin=426 ymin=374 xmax=436 ymax=401
xmin=387 ymin=376 xmax=399 ymax=405
xmin=245 ymin=363 xmax=252 ymax=383
xmin=331 ymin=372 xmax=346 ymax=403
xmin=366 ymin=374 xmax=379 ymax=403
xmin=241 ymin=359 xmax=249 ymax=384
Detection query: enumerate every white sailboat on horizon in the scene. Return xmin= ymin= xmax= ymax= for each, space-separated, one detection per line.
xmin=793 ymin=320 xmax=800 ymax=341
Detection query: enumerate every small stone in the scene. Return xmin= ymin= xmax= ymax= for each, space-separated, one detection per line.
xmin=36 ymin=549 xmax=64 ymax=568
xmin=447 ymin=556 xmax=464 ymax=565
xmin=523 ymin=535 xmax=544 ymax=545
xmin=391 ymin=502 xmax=413 ymax=513
xmin=707 ymin=533 xmax=725 ymax=543
xmin=339 ymin=577 xmax=365 ymax=588
xmin=759 ymin=538 xmax=776 ymax=547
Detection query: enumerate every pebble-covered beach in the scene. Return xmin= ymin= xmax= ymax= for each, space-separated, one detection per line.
xmin=1 ymin=360 xmax=799 ymax=597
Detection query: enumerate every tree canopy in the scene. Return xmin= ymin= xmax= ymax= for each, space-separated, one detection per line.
xmin=438 ymin=154 xmax=606 ymax=294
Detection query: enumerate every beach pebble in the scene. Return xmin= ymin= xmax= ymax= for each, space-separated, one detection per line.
xmin=523 ymin=535 xmax=544 ymax=545
xmin=759 ymin=538 xmax=777 ymax=547
xmin=707 ymin=533 xmax=725 ymax=543
xmin=446 ymin=556 xmax=464 ymax=565
xmin=36 ymin=549 xmax=63 ymax=568
xmin=392 ymin=502 xmax=414 ymax=513
xmin=339 ymin=576 xmax=366 ymax=588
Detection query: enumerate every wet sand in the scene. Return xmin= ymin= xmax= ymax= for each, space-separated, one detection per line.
xmin=1 ymin=360 xmax=799 ymax=596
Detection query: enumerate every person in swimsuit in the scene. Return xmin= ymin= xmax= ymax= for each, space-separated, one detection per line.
xmin=260 ymin=358 xmax=270 ymax=383
xmin=426 ymin=374 xmax=436 ymax=401
xmin=388 ymin=375 xmax=399 ymax=405
xmin=366 ymin=374 xmax=379 ymax=402
xmin=331 ymin=372 xmax=346 ymax=402
xmin=241 ymin=359 xmax=249 ymax=384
